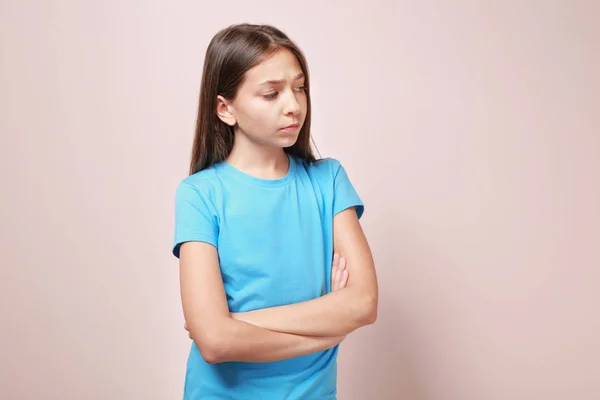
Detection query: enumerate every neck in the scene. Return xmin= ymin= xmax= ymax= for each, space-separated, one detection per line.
xmin=225 ymin=133 xmax=290 ymax=180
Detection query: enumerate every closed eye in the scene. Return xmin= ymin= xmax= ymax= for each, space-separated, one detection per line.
xmin=263 ymin=92 xmax=278 ymax=99
xmin=263 ymin=85 xmax=307 ymax=100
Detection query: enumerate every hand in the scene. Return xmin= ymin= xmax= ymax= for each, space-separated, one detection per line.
xmin=331 ymin=253 xmax=349 ymax=292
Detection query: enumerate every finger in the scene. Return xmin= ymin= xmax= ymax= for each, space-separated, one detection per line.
xmin=331 ymin=254 xmax=340 ymax=290
xmin=338 ymin=256 xmax=347 ymax=272
xmin=331 ymin=266 xmax=338 ymax=291
xmin=338 ymin=258 xmax=347 ymax=288
xmin=340 ymin=269 xmax=349 ymax=288
xmin=335 ymin=257 xmax=346 ymax=288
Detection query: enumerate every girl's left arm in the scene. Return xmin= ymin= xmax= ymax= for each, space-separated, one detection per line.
xmin=232 ymin=207 xmax=378 ymax=337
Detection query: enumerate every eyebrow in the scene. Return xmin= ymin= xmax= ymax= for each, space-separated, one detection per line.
xmin=258 ymin=72 xmax=305 ymax=86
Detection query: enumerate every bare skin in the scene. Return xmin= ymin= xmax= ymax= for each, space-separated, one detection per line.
xmin=184 ymin=253 xmax=348 ymax=339
xmin=180 ymin=50 xmax=376 ymax=359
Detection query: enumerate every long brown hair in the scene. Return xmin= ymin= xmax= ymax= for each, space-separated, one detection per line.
xmin=189 ymin=23 xmax=319 ymax=175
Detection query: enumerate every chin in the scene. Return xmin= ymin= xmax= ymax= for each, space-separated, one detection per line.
xmin=275 ymin=133 xmax=300 ymax=148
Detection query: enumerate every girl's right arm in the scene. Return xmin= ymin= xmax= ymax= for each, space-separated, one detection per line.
xmin=179 ymin=241 xmax=344 ymax=364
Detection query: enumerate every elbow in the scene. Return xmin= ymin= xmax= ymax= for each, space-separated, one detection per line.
xmin=198 ymin=342 xmax=224 ymax=364
xmin=193 ymin=328 xmax=230 ymax=364
xmin=359 ymin=293 xmax=378 ymax=326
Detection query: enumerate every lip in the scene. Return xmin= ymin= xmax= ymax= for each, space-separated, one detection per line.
xmin=281 ymin=123 xmax=300 ymax=131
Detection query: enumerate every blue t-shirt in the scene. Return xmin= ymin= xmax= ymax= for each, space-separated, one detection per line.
xmin=172 ymin=154 xmax=364 ymax=400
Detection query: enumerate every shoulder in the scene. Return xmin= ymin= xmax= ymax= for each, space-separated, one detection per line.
xmin=299 ymin=156 xmax=343 ymax=179
xmin=175 ymin=166 xmax=221 ymax=203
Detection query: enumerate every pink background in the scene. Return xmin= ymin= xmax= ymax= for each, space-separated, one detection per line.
xmin=1 ymin=1 xmax=599 ymax=399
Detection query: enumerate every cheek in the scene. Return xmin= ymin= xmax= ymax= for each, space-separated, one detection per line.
xmin=300 ymin=96 xmax=308 ymax=115
xmin=295 ymin=93 xmax=308 ymax=115
xmin=237 ymin=101 xmax=277 ymax=129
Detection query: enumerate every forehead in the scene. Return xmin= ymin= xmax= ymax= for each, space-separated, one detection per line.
xmin=243 ymin=49 xmax=303 ymax=85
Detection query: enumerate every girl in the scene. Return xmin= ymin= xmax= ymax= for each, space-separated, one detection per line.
xmin=173 ymin=23 xmax=378 ymax=399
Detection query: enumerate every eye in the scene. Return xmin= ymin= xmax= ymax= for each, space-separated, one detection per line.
xmin=295 ymin=85 xmax=307 ymax=92
xmin=263 ymin=92 xmax=278 ymax=100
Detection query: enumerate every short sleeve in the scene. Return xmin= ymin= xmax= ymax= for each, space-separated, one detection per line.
xmin=332 ymin=161 xmax=364 ymax=219
xmin=172 ymin=181 xmax=219 ymax=258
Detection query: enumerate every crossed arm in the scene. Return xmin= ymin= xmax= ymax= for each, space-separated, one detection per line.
xmin=230 ymin=208 xmax=378 ymax=337
xmin=179 ymin=207 xmax=378 ymax=364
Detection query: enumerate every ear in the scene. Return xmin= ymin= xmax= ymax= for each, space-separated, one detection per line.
xmin=216 ymin=95 xmax=236 ymax=126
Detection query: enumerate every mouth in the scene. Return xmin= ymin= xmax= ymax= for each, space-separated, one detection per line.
xmin=281 ymin=123 xmax=300 ymax=130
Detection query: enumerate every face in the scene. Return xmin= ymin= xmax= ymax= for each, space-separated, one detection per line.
xmin=216 ymin=48 xmax=308 ymax=149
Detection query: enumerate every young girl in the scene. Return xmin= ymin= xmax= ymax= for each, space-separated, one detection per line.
xmin=173 ymin=23 xmax=378 ymax=399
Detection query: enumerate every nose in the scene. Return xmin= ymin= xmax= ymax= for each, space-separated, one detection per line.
xmin=283 ymin=91 xmax=300 ymax=116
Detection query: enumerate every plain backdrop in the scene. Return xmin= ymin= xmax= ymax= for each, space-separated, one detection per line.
xmin=1 ymin=1 xmax=599 ymax=399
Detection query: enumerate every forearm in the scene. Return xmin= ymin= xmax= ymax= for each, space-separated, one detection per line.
xmin=233 ymin=287 xmax=377 ymax=337
xmin=206 ymin=318 xmax=344 ymax=363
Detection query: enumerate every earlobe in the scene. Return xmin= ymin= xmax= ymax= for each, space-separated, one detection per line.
xmin=216 ymin=95 xmax=236 ymax=126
